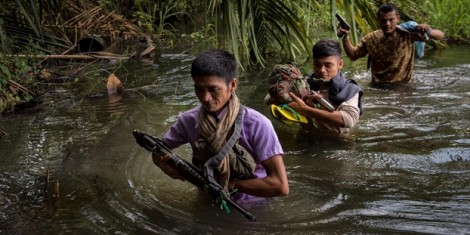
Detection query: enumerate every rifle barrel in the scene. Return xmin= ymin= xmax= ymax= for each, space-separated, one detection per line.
xmin=132 ymin=129 xmax=257 ymax=222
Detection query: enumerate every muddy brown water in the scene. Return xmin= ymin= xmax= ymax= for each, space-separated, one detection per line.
xmin=1 ymin=45 xmax=469 ymax=234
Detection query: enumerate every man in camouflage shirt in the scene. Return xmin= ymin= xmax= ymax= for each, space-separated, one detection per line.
xmin=340 ymin=3 xmax=444 ymax=84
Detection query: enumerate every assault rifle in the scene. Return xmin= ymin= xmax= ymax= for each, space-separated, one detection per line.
xmin=132 ymin=130 xmax=256 ymax=222
xmin=335 ymin=13 xmax=351 ymax=37
xmin=310 ymin=90 xmax=335 ymax=112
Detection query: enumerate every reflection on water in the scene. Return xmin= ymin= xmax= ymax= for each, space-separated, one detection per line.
xmin=1 ymin=46 xmax=470 ymax=234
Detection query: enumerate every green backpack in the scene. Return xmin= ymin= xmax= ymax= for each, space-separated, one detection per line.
xmin=266 ymin=63 xmax=310 ymax=105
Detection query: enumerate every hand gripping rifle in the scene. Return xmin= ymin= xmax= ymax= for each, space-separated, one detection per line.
xmin=310 ymin=90 xmax=335 ymax=112
xmin=132 ymin=130 xmax=257 ymax=222
xmin=335 ymin=13 xmax=351 ymax=37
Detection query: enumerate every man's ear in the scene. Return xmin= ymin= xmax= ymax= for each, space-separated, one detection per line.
xmin=230 ymin=78 xmax=238 ymax=93
xmin=338 ymin=59 xmax=344 ymax=70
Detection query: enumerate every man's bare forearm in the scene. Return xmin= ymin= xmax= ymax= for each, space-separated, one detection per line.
xmin=342 ymin=36 xmax=360 ymax=60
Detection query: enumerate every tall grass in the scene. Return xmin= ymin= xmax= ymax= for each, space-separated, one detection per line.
xmin=424 ymin=0 xmax=470 ymax=42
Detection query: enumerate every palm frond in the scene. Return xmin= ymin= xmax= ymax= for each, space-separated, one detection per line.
xmin=15 ymin=0 xmax=41 ymax=36
xmin=206 ymin=0 xmax=311 ymax=68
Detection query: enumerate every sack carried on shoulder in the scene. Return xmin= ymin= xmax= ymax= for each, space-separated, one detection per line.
xmin=266 ymin=63 xmax=310 ymax=105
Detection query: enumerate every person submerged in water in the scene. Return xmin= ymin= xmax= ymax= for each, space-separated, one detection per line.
xmin=152 ymin=49 xmax=289 ymax=200
xmin=340 ymin=3 xmax=445 ymax=85
xmin=288 ymin=39 xmax=363 ymax=135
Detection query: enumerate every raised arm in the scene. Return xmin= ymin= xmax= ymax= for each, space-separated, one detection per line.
xmin=417 ymin=23 xmax=445 ymax=40
xmin=340 ymin=28 xmax=365 ymax=61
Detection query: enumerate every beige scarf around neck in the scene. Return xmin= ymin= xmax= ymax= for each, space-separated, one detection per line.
xmin=194 ymin=93 xmax=240 ymax=188
xmin=197 ymin=93 xmax=240 ymax=155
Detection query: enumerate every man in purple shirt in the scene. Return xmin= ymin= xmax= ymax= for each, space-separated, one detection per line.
xmin=153 ymin=49 xmax=289 ymax=198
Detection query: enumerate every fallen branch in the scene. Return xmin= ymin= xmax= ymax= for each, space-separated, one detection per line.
xmin=8 ymin=80 xmax=36 ymax=96
xmin=8 ymin=53 xmax=130 ymax=61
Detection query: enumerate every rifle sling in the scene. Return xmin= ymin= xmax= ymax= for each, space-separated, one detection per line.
xmin=204 ymin=106 xmax=244 ymax=185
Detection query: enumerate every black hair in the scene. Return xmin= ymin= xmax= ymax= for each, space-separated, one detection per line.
xmin=190 ymin=49 xmax=237 ymax=84
xmin=377 ymin=3 xmax=399 ymax=17
xmin=312 ymin=39 xmax=342 ymax=59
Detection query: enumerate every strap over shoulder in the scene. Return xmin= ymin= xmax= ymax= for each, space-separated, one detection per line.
xmin=203 ymin=106 xmax=245 ymax=184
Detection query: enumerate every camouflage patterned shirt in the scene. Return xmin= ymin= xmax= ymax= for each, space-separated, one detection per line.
xmin=354 ymin=28 xmax=425 ymax=84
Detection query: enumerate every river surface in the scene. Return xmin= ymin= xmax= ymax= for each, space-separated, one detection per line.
xmin=1 ymin=45 xmax=470 ymax=234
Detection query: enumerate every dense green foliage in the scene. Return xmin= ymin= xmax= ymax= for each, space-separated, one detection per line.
xmin=423 ymin=0 xmax=470 ymax=42
xmin=0 ymin=0 xmax=469 ymax=113
xmin=0 ymin=54 xmax=37 ymax=113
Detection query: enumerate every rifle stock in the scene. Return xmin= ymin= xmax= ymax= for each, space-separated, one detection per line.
xmin=132 ymin=129 xmax=256 ymax=222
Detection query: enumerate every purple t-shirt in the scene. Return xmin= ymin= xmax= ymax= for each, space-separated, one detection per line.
xmin=163 ymin=105 xmax=284 ymax=178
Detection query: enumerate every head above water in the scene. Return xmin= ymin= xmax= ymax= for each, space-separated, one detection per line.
xmin=311 ymin=39 xmax=343 ymax=81
xmin=377 ymin=3 xmax=399 ymax=17
xmin=377 ymin=3 xmax=400 ymax=35
xmin=191 ymin=49 xmax=237 ymax=84
xmin=190 ymin=49 xmax=238 ymax=114
xmin=312 ymin=39 xmax=342 ymax=59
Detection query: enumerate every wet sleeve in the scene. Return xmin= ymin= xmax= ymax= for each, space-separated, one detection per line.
xmin=338 ymin=93 xmax=360 ymax=128
xmin=163 ymin=113 xmax=192 ymax=149
xmin=246 ymin=114 xmax=284 ymax=163
xmin=354 ymin=37 xmax=370 ymax=59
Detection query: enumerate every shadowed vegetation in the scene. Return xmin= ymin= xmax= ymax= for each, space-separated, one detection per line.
xmin=1 ymin=0 xmax=469 ymax=113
